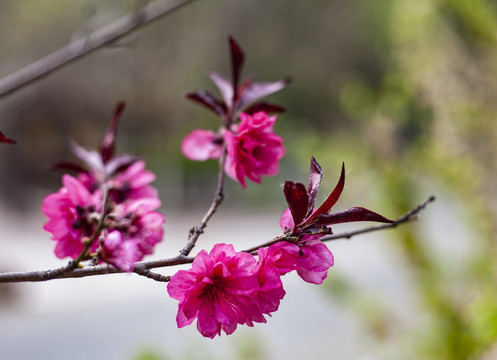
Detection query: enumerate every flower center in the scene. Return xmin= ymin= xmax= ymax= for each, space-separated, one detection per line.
xmin=72 ymin=205 xmax=96 ymax=236
xmin=202 ymin=274 xmax=225 ymax=299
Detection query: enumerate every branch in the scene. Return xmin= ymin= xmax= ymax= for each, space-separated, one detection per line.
xmin=180 ymin=142 xmax=227 ymax=256
xmin=0 ymin=196 xmax=434 ymax=284
xmin=0 ymin=0 xmax=195 ymax=99
xmin=243 ymin=196 xmax=436 ymax=253
xmin=0 ymin=255 xmax=194 ymax=283
xmin=318 ymin=195 xmax=436 ymax=242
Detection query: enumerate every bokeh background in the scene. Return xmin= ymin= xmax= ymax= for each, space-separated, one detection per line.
xmin=1 ymin=0 xmax=497 ymax=359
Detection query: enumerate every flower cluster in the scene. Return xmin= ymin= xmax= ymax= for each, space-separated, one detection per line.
xmin=181 ymin=37 xmax=289 ymax=188
xmin=167 ymin=157 xmax=393 ymax=337
xmin=183 ymin=111 xmax=285 ymax=188
xmin=42 ymin=103 xmax=164 ymax=271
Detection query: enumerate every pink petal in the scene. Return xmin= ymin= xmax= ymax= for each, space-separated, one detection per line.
xmin=181 ymin=129 xmax=223 ymax=161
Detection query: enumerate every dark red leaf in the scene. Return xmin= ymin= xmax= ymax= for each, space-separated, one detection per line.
xmin=100 ymin=102 xmax=125 ymax=163
xmin=284 ymin=180 xmax=309 ymax=226
xmin=51 ymin=161 xmax=88 ymax=173
xmin=313 ymin=207 xmax=394 ymax=227
xmin=105 ymin=154 xmax=138 ymax=176
xmin=307 ymin=162 xmax=345 ymax=223
xmin=229 ymin=37 xmax=245 ymax=97
xmin=0 ymin=131 xmax=16 ymax=144
xmin=243 ymin=102 xmax=286 ymax=115
xmin=234 ymin=72 xmax=256 ymax=105
xmin=70 ymin=140 xmax=104 ymax=173
xmin=186 ymin=91 xmax=227 ymax=117
xmin=306 ymin=156 xmax=322 ymax=216
xmin=207 ymin=71 xmax=233 ymax=108
xmin=236 ymin=78 xmax=291 ymax=112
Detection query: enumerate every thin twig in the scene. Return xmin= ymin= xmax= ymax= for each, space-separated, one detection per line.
xmin=243 ymin=196 xmax=436 ymax=253
xmin=0 ymin=196 xmax=434 ymax=284
xmin=0 ymin=0 xmax=195 ymax=99
xmin=180 ymin=143 xmax=227 ymax=256
xmin=319 ymin=195 xmax=436 ymax=242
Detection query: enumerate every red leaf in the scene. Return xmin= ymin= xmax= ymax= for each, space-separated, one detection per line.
xmin=243 ymin=102 xmax=286 ymax=115
xmin=306 ymin=156 xmax=322 ymax=216
xmin=69 ymin=140 xmax=104 ymax=173
xmin=0 ymin=131 xmax=16 ymax=144
xmin=236 ymin=78 xmax=291 ymax=112
xmin=284 ymin=181 xmax=309 ymax=226
xmin=307 ymin=162 xmax=345 ymax=223
xmin=186 ymin=91 xmax=227 ymax=117
xmin=105 ymin=154 xmax=138 ymax=176
xmin=313 ymin=207 xmax=394 ymax=226
xmin=208 ymin=71 xmax=233 ymax=108
xmin=100 ymin=102 xmax=125 ymax=163
xmin=51 ymin=161 xmax=88 ymax=173
xmin=229 ymin=37 xmax=245 ymax=97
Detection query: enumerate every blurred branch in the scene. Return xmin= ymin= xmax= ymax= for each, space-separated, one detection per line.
xmin=0 ymin=197 xmax=434 ymax=284
xmin=243 ymin=196 xmax=436 ymax=253
xmin=0 ymin=0 xmax=195 ymax=99
xmin=319 ymin=195 xmax=436 ymax=242
xmin=180 ymin=143 xmax=227 ymax=257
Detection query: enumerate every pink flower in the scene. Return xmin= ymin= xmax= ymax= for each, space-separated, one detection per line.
xmin=101 ymin=198 xmax=164 ymax=272
xmin=167 ymin=244 xmax=265 ymax=338
xmin=256 ymin=242 xmax=299 ymax=314
xmin=181 ymin=129 xmax=223 ymax=161
xmin=294 ymin=239 xmax=334 ymax=284
xmin=42 ymin=175 xmax=102 ymax=259
xmin=224 ymin=111 xmax=285 ymax=188
xmin=256 ymin=262 xmax=285 ymax=315
xmin=280 ymin=157 xmax=393 ymax=284
xmin=100 ymin=230 xmax=141 ymax=272
xmin=78 ymin=160 xmax=158 ymax=204
xmin=258 ymin=241 xmax=299 ymax=276
xmin=279 ymin=208 xmax=334 ymax=284
xmin=108 ymin=160 xmax=158 ymax=203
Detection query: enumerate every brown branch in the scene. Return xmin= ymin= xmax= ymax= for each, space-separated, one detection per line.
xmin=0 ymin=0 xmax=195 ymax=99
xmin=0 ymin=196 xmax=434 ymax=284
xmin=318 ymin=195 xmax=436 ymax=242
xmin=243 ymin=196 xmax=436 ymax=253
xmin=180 ymin=143 xmax=227 ymax=256
xmin=0 ymin=255 xmax=194 ymax=283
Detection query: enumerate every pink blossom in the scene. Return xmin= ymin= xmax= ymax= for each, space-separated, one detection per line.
xmin=256 ymin=242 xmax=299 ymax=314
xmin=258 ymin=241 xmax=299 ymax=275
xmin=256 ymin=262 xmax=285 ymax=315
xmin=279 ymin=208 xmax=334 ymax=285
xmin=42 ymin=175 xmax=102 ymax=259
xmin=167 ymin=243 xmax=265 ymax=338
xmin=294 ymin=239 xmax=334 ymax=284
xmin=78 ymin=160 xmax=158 ymax=204
xmin=101 ymin=198 xmax=164 ymax=272
xmin=224 ymin=111 xmax=285 ymax=188
xmin=181 ymin=129 xmax=223 ymax=161
xmin=100 ymin=230 xmax=141 ymax=272
xmin=109 ymin=160 xmax=158 ymax=203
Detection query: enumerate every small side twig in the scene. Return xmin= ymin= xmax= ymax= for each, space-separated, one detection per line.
xmin=319 ymin=195 xmax=436 ymax=242
xmin=180 ymin=143 xmax=227 ymax=256
xmin=243 ymin=196 xmax=436 ymax=253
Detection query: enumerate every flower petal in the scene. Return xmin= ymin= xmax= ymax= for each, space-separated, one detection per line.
xmin=181 ymin=129 xmax=223 ymax=161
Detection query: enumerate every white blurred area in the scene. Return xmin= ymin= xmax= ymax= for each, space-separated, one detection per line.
xmin=0 ymin=192 xmax=467 ymax=360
